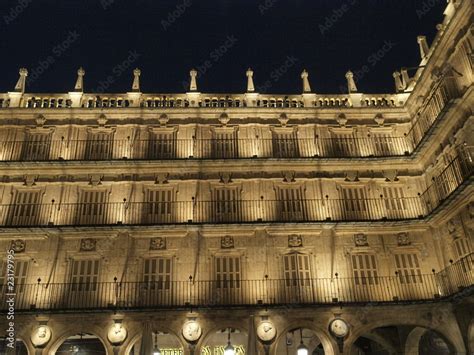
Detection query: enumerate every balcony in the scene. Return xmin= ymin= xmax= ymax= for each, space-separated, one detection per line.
xmin=0 ymin=136 xmax=415 ymax=162
xmin=2 ymin=254 xmax=472 ymax=312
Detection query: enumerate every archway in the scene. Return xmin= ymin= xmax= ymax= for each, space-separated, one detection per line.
xmin=350 ymin=326 xmax=455 ymax=355
xmin=200 ymin=328 xmax=248 ymax=354
xmin=275 ymin=327 xmax=325 ymax=354
xmin=127 ymin=331 xmax=184 ymax=355
xmin=0 ymin=338 xmax=28 ymax=354
xmin=54 ymin=333 xmax=107 ymax=354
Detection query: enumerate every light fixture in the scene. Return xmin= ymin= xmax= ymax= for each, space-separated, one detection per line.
xmin=296 ymin=329 xmax=308 ymax=355
xmin=224 ymin=329 xmax=235 ymax=355
xmin=153 ymin=332 xmax=161 ymax=355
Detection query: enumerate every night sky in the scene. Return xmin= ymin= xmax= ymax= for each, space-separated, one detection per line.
xmin=0 ymin=0 xmax=445 ymax=94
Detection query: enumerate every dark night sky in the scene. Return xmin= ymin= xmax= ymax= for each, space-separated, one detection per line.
xmin=0 ymin=0 xmax=445 ymax=94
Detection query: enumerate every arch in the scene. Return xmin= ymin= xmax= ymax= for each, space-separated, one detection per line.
xmin=121 ymin=323 xmax=186 ymax=355
xmin=45 ymin=325 xmax=110 ymax=355
xmin=195 ymin=322 xmax=249 ymax=354
xmin=405 ymin=327 xmax=428 ymax=355
xmin=347 ymin=320 xmax=463 ymax=355
xmin=274 ymin=320 xmax=337 ymax=355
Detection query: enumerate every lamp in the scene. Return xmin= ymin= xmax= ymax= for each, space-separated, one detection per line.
xmin=153 ymin=332 xmax=161 ymax=355
xmin=224 ymin=329 xmax=235 ymax=355
xmin=297 ymin=329 xmax=308 ymax=355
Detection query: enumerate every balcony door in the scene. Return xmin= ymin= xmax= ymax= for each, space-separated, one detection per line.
xmin=282 ymin=253 xmax=313 ymax=303
xmin=145 ymin=189 xmax=174 ymax=224
xmin=140 ymin=257 xmax=172 ymax=306
xmin=65 ymin=259 xmax=100 ymax=308
xmin=340 ymin=186 xmax=369 ymax=220
xmin=8 ymin=190 xmax=43 ymax=226
xmin=147 ymin=130 xmax=177 ymax=159
xmin=214 ymin=256 xmax=241 ymax=304
xmin=212 ymin=129 xmax=238 ymax=159
xmin=382 ymin=186 xmax=410 ymax=219
xmin=272 ymin=130 xmax=299 ymax=158
xmin=276 ymin=187 xmax=306 ymax=221
xmin=211 ymin=187 xmax=241 ymax=223
xmin=21 ymin=132 xmax=52 ymax=161
xmin=351 ymin=254 xmax=380 ymax=301
xmin=77 ymin=190 xmax=108 ymax=225
xmin=85 ymin=131 xmax=114 ymax=160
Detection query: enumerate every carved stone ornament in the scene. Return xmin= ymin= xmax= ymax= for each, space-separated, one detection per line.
xmin=97 ymin=114 xmax=108 ymax=126
xmin=80 ymin=238 xmax=97 ymax=251
xmin=31 ymin=325 xmax=52 ymax=347
xmin=219 ymin=113 xmax=230 ymax=126
xmin=278 ymin=113 xmax=289 ymax=126
xmin=288 ymin=235 xmax=303 ymax=248
xmin=89 ymin=175 xmax=103 ymax=186
xmin=10 ymin=239 xmax=26 ymax=253
xmin=23 ymin=175 xmax=38 ymax=186
xmin=383 ymin=170 xmax=398 ymax=182
xmin=374 ymin=114 xmax=385 ymax=126
xmin=354 ymin=233 xmax=368 ymax=247
xmin=219 ymin=172 xmax=232 ymax=184
xmin=35 ymin=114 xmax=47 ymax=127
xmin=336 ymin=113 xmax=348 ymax=126
xmin=150 ymin=237 xmax=166 ymax=250
xmin=344 ymin=171 xmax=359 ymax=182
xmin=155 ymin=173 xmax=169 ymax=184
xmin=159 ymin=113 xmax=169 ymax=126
xmin=107 ymin=322 xmax=127 ymax=345
xmin=221 ymin=236 xmax=234 ymax=249
xmin=397 ymin=232 xmax=410 ymax=246
xmin=283 ymin=171 xmax=296 ymax=182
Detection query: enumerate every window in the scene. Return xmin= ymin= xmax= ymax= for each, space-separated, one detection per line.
xmin=341 ymin=186 xmax=368 ymax=217
xmin=0 ymin=260 xmax=29 ymax=293
xmin=69 ymin=259 xmax=100 ymax=291
xmin=276 ymin=187 xmax=305 ymax=221
xmin=85 ymin=131 xmax=114 ymax=160
xmin=146 ymin=189 xmax=174 ymax=223
xmin=453 ymin=238 xmax=471 ymax=260
xmin=8 ymin=190 xmax=42 ymax=226
xmin=394 ymin=253 xmax=422 ymax=284
xmin=215 ymin=256 xmax=240 ymax=289
xmin=21 ymin=133 xmax=52 ymax=160
xmin=272 ymin=131 xmax=299 ymax=158
xmin=211 ymin=187 xmax=240 ymax=222
xmin=212 ymin=130 xmax=238 ymax=158
xmin=143 ymin=257 xmax=172 ymax=290
xmin=283 ymin=253 xmax=311 ymax=287
xmin=351 ymin=254 xmax=378 ymax=285
xmin=330 ymin=132 xmax=356 ymax=156
xmin=77 ymin=190 xmax=108 ymax=224
xmin=382 ymin=186 xmax=408 ymax=217
xmin=147 ymin=131 xmax=177 ymax=159
xmin=373 ymin=134 xmax=395 ymax=155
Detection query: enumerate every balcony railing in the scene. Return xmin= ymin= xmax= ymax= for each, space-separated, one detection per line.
xmin=0 ymin=197 xmax=429 ymax=227
xmin=0 ymin=136 xmax=414 ymax=161
xmin=2 ymin=254 xmax=472 ymax=312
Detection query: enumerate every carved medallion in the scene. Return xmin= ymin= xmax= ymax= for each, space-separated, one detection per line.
xmin=397 ymin=232 xmax=410 ymax=246
xmin=288 ymin=235 xmax=303 ymax=248
xmin=150 ymin=237 xmax=166 ymax=250
xmin=80 ymin=238 xmax=97 ymax=251
xmin=10 ymin=239 xmax=26 ymax=253
xmin=354 ymin=234 xmax=368 ymax=247
xmin=221 ymin=236 xmax=234 ymax=249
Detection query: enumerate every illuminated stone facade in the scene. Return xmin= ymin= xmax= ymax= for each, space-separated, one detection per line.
xmin=0 ymin=1 xmax=472 ymax=354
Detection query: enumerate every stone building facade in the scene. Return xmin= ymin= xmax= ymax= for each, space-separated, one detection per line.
xmin=0 ymin=1 xmax=472 ymax=354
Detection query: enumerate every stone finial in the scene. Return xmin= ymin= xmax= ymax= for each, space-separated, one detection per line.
xmin=14 ymin=68 xmax=28 ymax=93
xmin=400 ymin=68 xmax=411 ymax=88
xmin=301 ymin=70 xmax=311 ymax=93
xmin=132 ymin=68 xmax=141 ymax=92
xmin=189 ymin=69 xmax=198 ymax=91
xmin=393 ymin=71 xmax=404 ymax=92
xmin=74 ymin=67 xmax=85 ymax=92
xmin=345 ymin=70 xmax=357 ymax=93
xmin=417 ymin=36 xmax=430 ymax=60
xmin=246 ymin=68 xmax=255 ymax=92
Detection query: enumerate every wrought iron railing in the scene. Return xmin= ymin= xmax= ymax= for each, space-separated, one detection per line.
xmin=0 ymin=150 xmax=471 ymax=228
xmin=0 ymin=136 xmax=413 ymax=161
xmin=1 ymin=254 xmax=472 ymax=312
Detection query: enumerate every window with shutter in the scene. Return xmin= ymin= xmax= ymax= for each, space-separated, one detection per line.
xmin=272 ymin=131 xmax=299 ymax=158
xmin=77 ymin=190 xmax=108 ymax=224
xmin=341 ymin=186 xmax=368 ymax=218
xmin=276 ymin=187 xmax=305 ymax=221
xmin=382 ymin=186 xmax=408 ymax=218
xmin=373 ymin=134 xmax=395 ymax=155
xmin=148 ymin=131 xmax=177 ymax=159
xmin=351 ymin=254 xmax=378 ymax=285
xmin=283 ymin=253 xmax=312 ymax=287
xmin=21 ymin=133 xmax=52 ymax=160
xmin=212 ymin=131 xmax=238 ymax=158
xmin=0 ymin=260 xmax=29 ymax=293
xmin=85 ymin=132 xmax=114 ymax=160
xmin=8 ymin=190 xmax=42 ymax=226
xmin=331 ymin=132 xmax=356 ymax=157
xmin=214 ymin=256 xmax=240 ymax=289
xmin=454 ymin=238 xmax=471 ymax=260
xmin=143 ymin=257 xmax=172 ymax=290
xmin=394 ymin=253 xmax=423 ymax=284
xmin=146 ymin=189 xmax=174 ymax=223
xmin=212 ymin=187 xmax=240 ymax=222
xmin=70 ymin=259 xmax=100 ymax=291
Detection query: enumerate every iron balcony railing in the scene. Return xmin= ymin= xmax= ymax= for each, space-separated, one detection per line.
xmin=0 ymin=150 xmax=471 ymax=228
xmin=0 ymin=136 xmax=413 ymax=161
xmin=0 ymin=197 xmax=428 ymax=227
xmin=2 ymin=254 xmax=472 ymax=312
